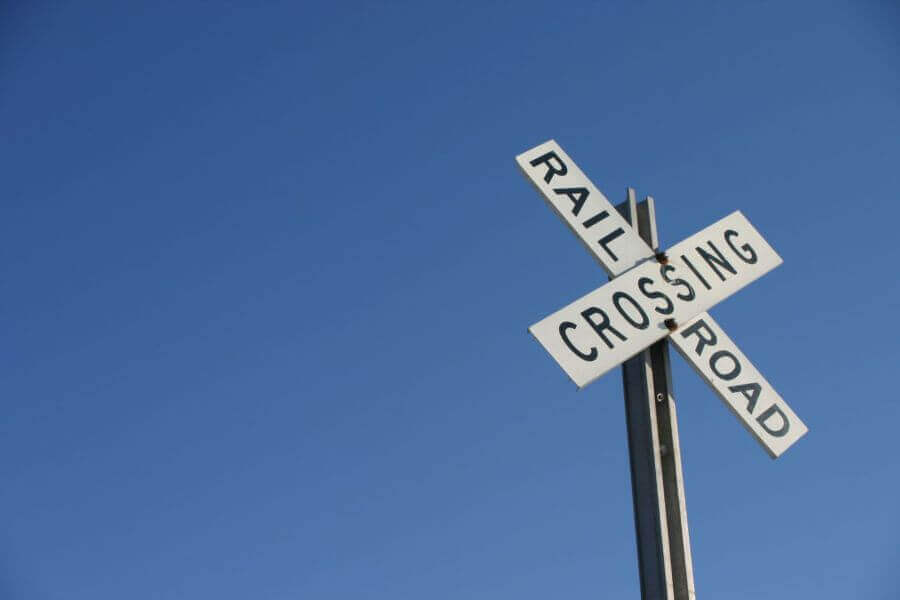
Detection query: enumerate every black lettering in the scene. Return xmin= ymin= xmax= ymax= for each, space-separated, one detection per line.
xmin=709 ymin=350 xmax=741 ymax=380
xmin=681 ymin=255 xmax=711 ymax=290
xmin=757 ymin=404 xmax=790 ymax=437
xmin=559 ymin=321 xmax=597 ymax=361
xmin=637 ymin=277 xmax=674 ymax=315
xmin=612 ymin=291 xmax=649 ymax=330
xmin=582 ymin=210 xmax=609 ymax=228
xmin=660 ymin=264 xmax=695 ymax=302
xmin=728 ymin=382 xmax=762 ymax=414
xmin=529 ymin=151 xmax=567 ymax=183
xmin=725 ymin=229 xmax=758 ymax=264
xmin=581 ymin=307 xmax=627 ymax=349
xmin=696 ymin=241 xmax=737 ymax=281
xmin=553 ymin=187 xmax=589 ymax=216
xmin=679 ymin=318 xmax=716 ymax=355
xmin=598 ymin=228 xmax=625 ymax=262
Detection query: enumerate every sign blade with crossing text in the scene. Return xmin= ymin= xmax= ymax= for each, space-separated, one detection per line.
xmin=529 ymin=211 xmax=782 ymax=388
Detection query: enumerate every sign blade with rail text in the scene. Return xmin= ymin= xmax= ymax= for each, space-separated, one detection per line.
xmin=529 ymin=211 xmax=781 ymax=388
xmin=516 ymin=140 xmax=653 ymax=277
xmin=668 ymin=313 xmax=807 ymax=458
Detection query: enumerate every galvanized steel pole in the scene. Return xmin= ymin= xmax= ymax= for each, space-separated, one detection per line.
xmin=617 ymin=190 xmax=695 ymax=600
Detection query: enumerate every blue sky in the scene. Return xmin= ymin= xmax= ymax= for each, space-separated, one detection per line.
xmin=2 ymin=1 xmax=899 ymax=598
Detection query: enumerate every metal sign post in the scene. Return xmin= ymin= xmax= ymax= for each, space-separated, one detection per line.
xmin=617 ymin=192 xmax=694 ymax=600
xmin=515 ymin=140 xmax=808 ymax=599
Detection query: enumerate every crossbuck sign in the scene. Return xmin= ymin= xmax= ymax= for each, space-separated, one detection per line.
xmin=518 ymin=140 xmax=807 ymax=458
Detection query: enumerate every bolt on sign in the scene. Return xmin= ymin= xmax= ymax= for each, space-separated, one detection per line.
xmin=517 ymin=140 xmax=807 ymax=458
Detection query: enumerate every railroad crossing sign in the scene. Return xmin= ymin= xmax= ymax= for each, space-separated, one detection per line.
xmin=518 ymin=140 xmax=807 ymax=458
xmin=516 ymin=140 xmax=808 ymax=600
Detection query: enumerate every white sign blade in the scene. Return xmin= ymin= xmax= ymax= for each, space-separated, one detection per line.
xmin=529 ymin=211 xmax=782 ymax=388
xmin=669 ymin=313 xmax=807 ymax=458
xmin=516 ymin=140 xmax=653 ymax=277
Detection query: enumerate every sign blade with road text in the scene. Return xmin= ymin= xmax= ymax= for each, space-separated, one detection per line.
xmin=529 ymin=211 xmax=781 ymax=388
xmin=669 ymin=313 xmax=807 ymax=458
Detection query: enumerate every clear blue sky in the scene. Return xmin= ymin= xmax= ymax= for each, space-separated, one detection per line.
xmin=3 ymin=2 xmax=899 ymax=598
